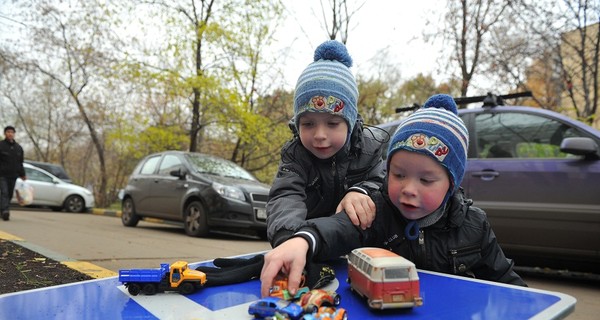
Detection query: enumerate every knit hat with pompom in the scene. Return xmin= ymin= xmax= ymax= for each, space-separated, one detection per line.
xmin=294 ymin=40 xmax=359 ymax=133
xmin=387 ymin=94 xmax=469 ymax=199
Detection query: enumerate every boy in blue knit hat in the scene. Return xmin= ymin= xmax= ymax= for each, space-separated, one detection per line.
xmin=261 ymin=94 xmax=525 ymax=297
xmin=266 ymin=40 xmax=386 ymax=249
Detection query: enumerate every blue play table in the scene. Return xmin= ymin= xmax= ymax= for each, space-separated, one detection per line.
xmin=0 ymin=255 xmax=575 ymax=319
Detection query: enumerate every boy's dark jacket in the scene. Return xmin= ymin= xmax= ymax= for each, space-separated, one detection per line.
xmin=267 ymin=118 xmax=386 ymax=248
xmin=297 ymin=186 xmax=527 ymax=286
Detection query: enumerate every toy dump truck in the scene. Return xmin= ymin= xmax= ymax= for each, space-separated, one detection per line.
xmin=119 ymin=260 xmax=207 ymax=295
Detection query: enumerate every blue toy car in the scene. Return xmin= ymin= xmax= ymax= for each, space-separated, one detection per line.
xmin=248 ymin=296 xmax=304 ymax=320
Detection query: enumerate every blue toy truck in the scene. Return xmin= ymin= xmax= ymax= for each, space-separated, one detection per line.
xmin=119 ymin=261 xmax=207 ymax=295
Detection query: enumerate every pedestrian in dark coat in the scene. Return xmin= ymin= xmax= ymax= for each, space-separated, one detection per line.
xmin=0 ymin=126 xmax=26 ymax=221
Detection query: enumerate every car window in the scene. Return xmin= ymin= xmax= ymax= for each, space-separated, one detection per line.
xmin=186 ymin=154 xmax=256 ymax=181
xmin=474 ymin=112 xmax=583 ymax=159
xmin=25 ymin=167 xmax=53 ymax=183
xmin=157 ymin=155 xmax=183 ymax=176
xmin=139 ymin=156 xmax=161 ymax=175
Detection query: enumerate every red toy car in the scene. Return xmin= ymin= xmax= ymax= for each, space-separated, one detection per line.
xmin=298 ymin=289 xmax=341 ymax=313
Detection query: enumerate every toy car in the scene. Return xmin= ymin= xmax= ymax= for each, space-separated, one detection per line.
xmin=248 ymin=296 xmax=304 ymax=320
xmin=270 ymin=275 xmax=310 ymax=300
xmin=301 ymin=306 xmax=347 ymax=320
xmin=298 ymin=289 xmax=341 ymax=313
xmin=347 ymin=247 xmax=422 ymax=309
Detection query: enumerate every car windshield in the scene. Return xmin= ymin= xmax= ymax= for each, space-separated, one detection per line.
xmin=185 ymin=154 xmax=256 ymax=181
xmin=275 ymin=299 xmax=292 ymax=308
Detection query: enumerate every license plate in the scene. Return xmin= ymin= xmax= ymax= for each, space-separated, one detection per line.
xmin=255 ymin=208 xmax=267 ymax=220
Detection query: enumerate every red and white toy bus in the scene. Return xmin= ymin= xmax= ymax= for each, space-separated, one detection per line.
xmin=347 ymin=247 xmax=423 ymax=310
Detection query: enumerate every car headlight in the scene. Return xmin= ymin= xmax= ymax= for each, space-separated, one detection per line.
xmin=211 ymin=182 xmax=245 ymax=201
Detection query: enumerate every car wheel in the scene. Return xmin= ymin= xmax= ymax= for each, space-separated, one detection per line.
xmin=64 ymin=195 xmax=85 ymax=213
xmin=121 ymin=198 xmax=140 ymax=227
xmin=184 ymin=201 xmax=209 ymax=237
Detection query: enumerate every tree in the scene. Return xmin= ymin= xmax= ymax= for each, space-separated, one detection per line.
xmin=1 ymin=1 xmax=126 ymax=206
xmin=441 ymin=0 xmax=512 ymax=97
xmin=318 ymin=0 xmax=365 ymax=43
xmin=514 ymin=0 xmax=599 ymax=126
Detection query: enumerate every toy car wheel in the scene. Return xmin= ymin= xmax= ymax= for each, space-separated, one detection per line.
xmin=143 ymin=284 xmax=157 ymax=295
xmin=310 ymin=304 xmax=319 ymax=314
xmin=333 ymin=293 xmax=341 ymax=306
xmin=179 ymin=282 xmax=195 ymax=295
xmin=184 ymin=201 xmax=209 ymax=237
xmin=127 ymin=284 xmax=141 ymax=296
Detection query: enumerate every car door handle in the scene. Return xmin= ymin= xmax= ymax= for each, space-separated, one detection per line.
xmin=471 ymin=170 xmax=500 ymax=181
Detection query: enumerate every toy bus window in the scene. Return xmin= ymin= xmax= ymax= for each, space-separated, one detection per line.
xmin=358 ymin=260 xmax=367 ymax=271
xmin=348 ymin=254 xmax=358 ymax=265
xmin=365 ymin=265 xmax=373 ymax=275
xmin=384 ymin=268 xmax=408 ymax=280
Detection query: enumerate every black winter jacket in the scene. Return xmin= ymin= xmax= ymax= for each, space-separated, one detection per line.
xmin=0 ymin=139 xmax=25 ymax=178
xmin=298 ymin=187 xmax=527 ymax=286
xmin=267 ymin=118 xmax=387 ymax=248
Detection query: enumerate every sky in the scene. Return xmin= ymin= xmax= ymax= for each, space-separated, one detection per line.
xmin=271 ymin=0 xmax=448 ymax=89
xmin=0 ymin=0 xmax=449 ymax=91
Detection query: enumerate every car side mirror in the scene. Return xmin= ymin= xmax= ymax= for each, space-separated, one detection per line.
xmin=560 ymin=137 xmax=599 ymax=159
xmin=170 ymin=168 xmax=187 ymax=179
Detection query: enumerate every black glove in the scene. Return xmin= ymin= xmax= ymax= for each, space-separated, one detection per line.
xmin=304 ymin=262 xmax=335 ymax=289
xmin=195 ymin=254 xmax=264 ymax=287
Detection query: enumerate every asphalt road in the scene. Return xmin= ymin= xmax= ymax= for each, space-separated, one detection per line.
xmin=1 ymin=208 xmax=599 ymax=319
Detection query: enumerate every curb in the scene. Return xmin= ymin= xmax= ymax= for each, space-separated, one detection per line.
xmin=0 ymin=230 xmax=117 ymax=279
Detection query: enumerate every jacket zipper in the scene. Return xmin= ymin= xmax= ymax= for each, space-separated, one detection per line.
xmin=417 ymin=230 xmax=426 ymax=266
xmin=332 ymin=158 xmax=339 ymax=200
xmin=449 ymin=245 xmax=480 ymax=274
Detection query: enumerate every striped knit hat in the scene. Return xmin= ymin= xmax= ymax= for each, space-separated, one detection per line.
xmin=294 ymin=40 xmax=359 ymax=133
xmin=388 ymin=94 xmax=469 ymax=200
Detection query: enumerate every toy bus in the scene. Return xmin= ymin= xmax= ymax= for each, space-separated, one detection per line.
xmin=346 ymin=247 xmax=423 ymax=309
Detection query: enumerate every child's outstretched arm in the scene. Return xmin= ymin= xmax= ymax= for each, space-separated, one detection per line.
xmin=260 ymin=237 xmax=309 ymax=297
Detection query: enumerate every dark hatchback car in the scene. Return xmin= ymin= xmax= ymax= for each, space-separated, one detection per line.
xmin=24 ymin=160 xmax=73 ymax=183
xmin=121 ymin=151 xmax=270 ymax=238
xmin=378 ymin=94 xmax=600 ymax=274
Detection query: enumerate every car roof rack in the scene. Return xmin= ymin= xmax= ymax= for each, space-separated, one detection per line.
xmin=395 ymin=91 xmax=533 ymax=113
xmin=454 ymin=91 xmax=533 ymax=107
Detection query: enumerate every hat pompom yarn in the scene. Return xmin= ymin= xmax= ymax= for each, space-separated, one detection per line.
xmin=421 ymin=94 xmax=458 ymax=115
xmin=313 ymin=40 xmax=353 ymax=68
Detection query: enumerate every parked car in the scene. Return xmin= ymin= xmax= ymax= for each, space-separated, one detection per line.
xmin=11 ymin=163 xmax=95 ymax=213
xmin=377 ymin=93 xmax=600 ymax=274
xmin=24 ymin=160 xmax=72 ymax=183
xmin=248 ymin=296 xmax=304 ymax=320
xmin=121 ymin=151 xmax=270 ymax=238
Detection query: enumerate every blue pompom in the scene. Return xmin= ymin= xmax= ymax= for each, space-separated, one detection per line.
xmin=313 ymin=40 xmax=353 ymax=68
xmin=422 ymin=94 xmax=458 ymax=115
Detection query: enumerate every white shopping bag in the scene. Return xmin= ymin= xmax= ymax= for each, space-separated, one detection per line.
xmin=15 ymin=180 xmax=34 ymax=206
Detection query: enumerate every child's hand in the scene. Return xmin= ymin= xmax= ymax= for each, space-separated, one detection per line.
xmin=260 ymin=237 xmax=309 ymax=297
xmin=336 ymin=191 xmax=375 ymax=230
